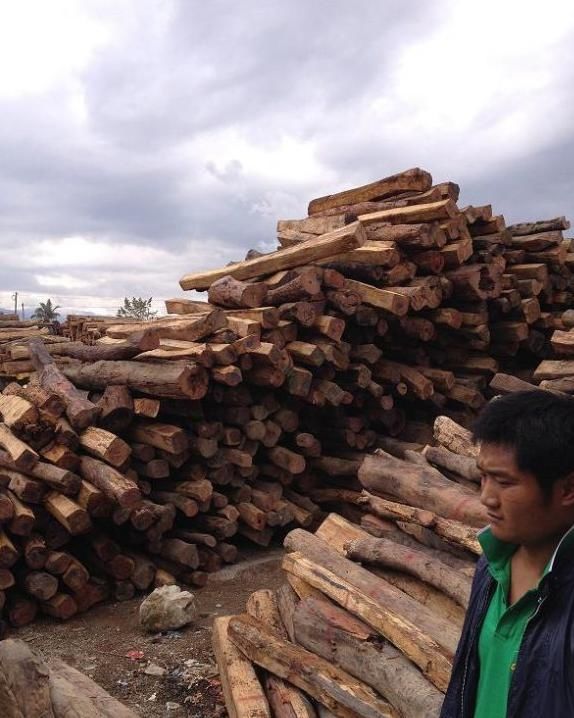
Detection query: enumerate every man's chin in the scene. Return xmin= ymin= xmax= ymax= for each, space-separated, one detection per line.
xmin=488 ymin=521 xmax=514 ymax=542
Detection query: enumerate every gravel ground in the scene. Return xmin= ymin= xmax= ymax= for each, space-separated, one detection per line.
xmin=13 ymin=547 xmax=286 ymax=718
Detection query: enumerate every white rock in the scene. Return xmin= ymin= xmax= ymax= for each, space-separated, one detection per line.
xmin=166 ymin=702 xmax=182 ymax=712
xmin=139 ymin=585 xmax=198 ymax=633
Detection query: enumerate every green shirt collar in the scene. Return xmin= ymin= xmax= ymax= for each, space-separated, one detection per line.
xmin=478 ymin=523 xmax=574 ymax=581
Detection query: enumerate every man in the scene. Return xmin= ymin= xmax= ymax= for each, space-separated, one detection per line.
xmin=440 ymin=390 xmax=574 ymax=718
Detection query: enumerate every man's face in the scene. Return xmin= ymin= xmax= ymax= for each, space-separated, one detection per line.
xmin=477 ymin=442 xmax=571 ymax=546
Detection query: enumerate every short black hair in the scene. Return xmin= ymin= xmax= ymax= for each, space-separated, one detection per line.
xmin=472 ymin=390 xmax=574 ymax=494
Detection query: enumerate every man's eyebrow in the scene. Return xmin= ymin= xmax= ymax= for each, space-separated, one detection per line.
xmin=476 ymin=463 xmax=516 ymax=478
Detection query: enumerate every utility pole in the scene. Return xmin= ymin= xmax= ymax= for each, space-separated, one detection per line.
xmin=12 ymin=291 xmax=18 ymax=318
xmin=21 ymin=302 xmax=25 ymax=320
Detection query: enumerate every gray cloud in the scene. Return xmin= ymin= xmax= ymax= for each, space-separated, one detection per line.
xmin=0 ymin=0 xmax=573 ymax=316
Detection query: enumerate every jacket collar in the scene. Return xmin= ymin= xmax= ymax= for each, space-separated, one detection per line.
xmin=478 ymin=523 xmax=574 ymax=582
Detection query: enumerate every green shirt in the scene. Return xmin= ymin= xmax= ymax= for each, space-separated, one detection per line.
xmin=473 ymin=526 xmax=574 ymax=718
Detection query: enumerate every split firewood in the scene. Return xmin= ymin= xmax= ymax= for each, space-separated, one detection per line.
xmin=246 ymin=589 xmax=317 ymax=718
xmin=212 ymin=615 xmax=272 ymax=718
xmin=433 ymin=415 xmax=479 ymax=459
xmin=345 ymin=534 xmax=472 ymax=606
xmin=283 ymin=529 xmax=456 ymax=691
xmin=359 ymin=451 xmax=487 ymax=527
xmin=228 ymin=614 xmax=397 ymax=718
xmin=293 ymin=595 xmax=444 ymax=718
xmin=180 ymin=222 xmax=367 ymax=291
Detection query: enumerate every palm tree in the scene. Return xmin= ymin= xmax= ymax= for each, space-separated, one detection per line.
xmin=31 ymin=298 xmax=61 ymax=322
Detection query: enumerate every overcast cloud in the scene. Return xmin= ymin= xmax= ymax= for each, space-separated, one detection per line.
xmin=1 ymin=0 xmax=574 ymax=316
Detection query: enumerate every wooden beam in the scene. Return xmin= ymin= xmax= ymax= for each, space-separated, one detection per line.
xmin=180 ymin=223 xmax=367 ymax=291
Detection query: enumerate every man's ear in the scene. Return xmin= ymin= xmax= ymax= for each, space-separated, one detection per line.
xmin=559 ymin=473 xmax=574 ymax=507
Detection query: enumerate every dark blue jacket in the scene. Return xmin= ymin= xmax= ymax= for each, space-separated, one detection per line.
xmin=440 ymin=539 xmax=574 ymax=717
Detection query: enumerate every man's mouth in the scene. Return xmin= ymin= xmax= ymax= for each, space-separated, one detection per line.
xmin=487 ymin=513 xmax=503 ymax=523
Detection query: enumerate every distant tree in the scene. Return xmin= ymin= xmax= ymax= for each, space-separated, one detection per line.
xmin=31 ymin=298 xmax=61 ymax=322
xmin=117 ymin=297 xmax=157 ymax=321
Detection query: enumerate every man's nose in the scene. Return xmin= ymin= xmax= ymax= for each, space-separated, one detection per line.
xmin=480 ymin=477 xmax=500 ymax=508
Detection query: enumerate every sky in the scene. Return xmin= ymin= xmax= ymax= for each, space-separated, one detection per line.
xmin=1 ymin=0 xmax=574 ymax=317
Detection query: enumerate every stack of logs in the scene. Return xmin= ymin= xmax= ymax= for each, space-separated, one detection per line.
xmin=0 ymin=315 xmax=55 ymax=386
xmin=0 ymin=166 xmax=572 ymax=631
xmin=63 ymin=315 xmax=138 ymax=345
xmin=214 ymin=413 xmax=487 ymax=718
xmin=0 ymin=331 xmax=330 ymax=631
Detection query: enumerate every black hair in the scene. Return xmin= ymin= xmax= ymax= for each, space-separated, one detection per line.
xmin=472 ymin=390 xmax=574 ymax=494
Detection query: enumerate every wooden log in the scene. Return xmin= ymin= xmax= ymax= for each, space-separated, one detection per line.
xmin=54 ymin=416 xmax=79 ymax=449
xmin=106 ymin=311 xmax=225 ymax=342
xmin=73 ymin=580 xmax=110 ymax=613
xmin=79 ymin=456 xmax=141 ymax=508
xmin=5 ymin=592 xmax=37 ymax=627
xmin=2 ymin=381 xmax=65 ymax=418
xmin=533 ymin=360 xmax=574 ymax=381
xmin=268 ymin=447 xmax=306 ymax=474
xmin=0 ymin=638 xmax=53 ymax=713
xmin=48 ymin=656 xmax=139 ymax=716
xmin=212 ymin=615 xmax=271 ymax=718
xmin=39 ymin=443 xmax=79 ymax=471
xmin=130 ymin=421 xmax=188 ymax=453
xmin=359 ymin=199 xmax=457 ymax=228
xmin=433 ymin=415 xmax=478 ymax=459
xmin=4 ymin=469 xmax=46 ymax=504
xmin=359 ymin=451 xmax=487 ymax=527
xmin=489 ymin=372 xmax=539 ymax=395
xmin=307 ymin=168 xmax=432 ymax=214
xmin=342 ymin=279 xmax=409 ymax=316
xmin=79 ymin=427 xmax=131 ymax=468
xmin=180 ymin=222 xmax=366 ymax=291
xmin=0 ymin=394 xmax=38 ymax=432
xmin=283 ymin=529 xmax=455 ymax=691
xmin=228 ymin=614 xmax=397 ymax=718
xmin=28 ymin=460 xmax=81 ymax=495
xmin=151 ymin=490 xmax=198 ymax=518
xmin=507 ymin=217 xmax=570 ymax=235
xmin=266 ymin=268 xmax=322 ymax=305
xmin=63 ymin=360 xmax=209 ymax=400
xmin=7 ymin=490 xmax=35 ymax=536
xmin=158 ymin=538 xmax=200 ymax=569
xmin=43 ymin=550 xmax=72 ymax=576
xmin=20 ymin=534 xmax=48 ymax=571
xmin=133 ymin=397 xmax=161 ymax=418
xmin=0 ymin=423 xmax=38 ymax=471
xmin=0 ymin=568 xmax=15 ymax=590
xmin=346 ymin=535 xmax=471 ymax=606
xmin=28 ymin=339 xmax=100 ymax=430
xmin=0 ymin=529 xmax=19 ymax=568
xmin=96 ymin=385 xmax=134 ymax=433
xmin=43 ymin=491 xmax=90 ymax=535
xmin=539 ymin=377 xmax=574 ymax=393
xmin=294 ymin=596 xmax=444 ymax=718
xmin=20 ymin=569 xmax=59 ymax=601
xmin=550 ymin=330 xmax=574 ymax=356
xmin=422 ymin=445 xmax=480 ymax=483
xmin=208 ymin=275 xmax=268 ymax=308
xmin=246 ymin=589 xmax=317 ymax=718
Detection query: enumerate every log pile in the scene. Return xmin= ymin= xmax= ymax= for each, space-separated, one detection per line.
xmin=63 ymin=315 xmax=139 ymax=344
xmin=0 ymin=167 xmax=571 ymax=631
xmin=215 ymin=411 xmax=485 ymax=718
xmin=0 ymin=315 xmax=57 ymax=383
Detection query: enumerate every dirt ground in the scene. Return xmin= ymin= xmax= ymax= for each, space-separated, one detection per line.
xmin=13 ymin=546 xmax=286 ymax=718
